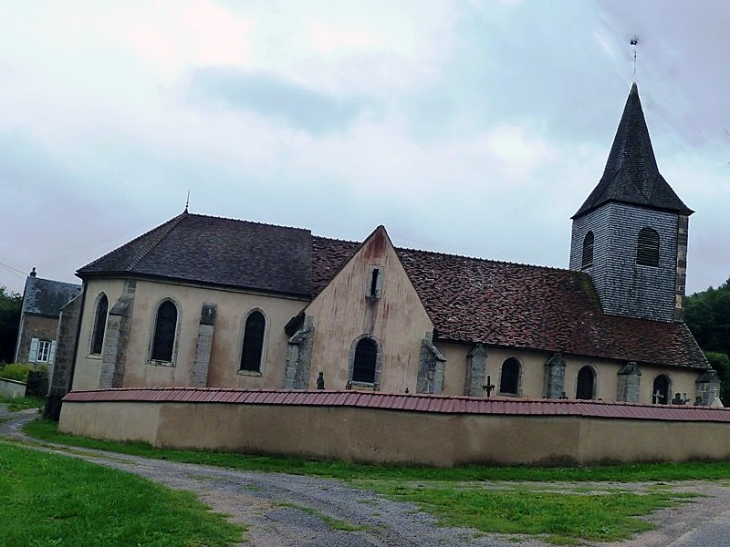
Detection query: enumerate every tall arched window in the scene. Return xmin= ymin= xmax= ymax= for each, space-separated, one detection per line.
xmin=652 ymin=375 xmax=671 ymax=405
xmin=151 ymin=300 xmax=178 ymax=362
xmin=637 ymin=227 xmax=659 ymax=266
xmin=499 ymin=358 xmax=520 ymax=395
xmin=240 ymin=311 xmax=266 ymax=372
xmin=352 ymin=337 xmax=378 ymax=384
xmin=576 ymin=366 xmax=596 ymax=400
xmin=581 ymin=232 xmax=594 ymax=269
xmin=90 ymin=294 xmax=108 ymax=355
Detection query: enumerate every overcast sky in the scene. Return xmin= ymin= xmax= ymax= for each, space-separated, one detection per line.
xmin=1 ymin=0 xmax=728 ymax=297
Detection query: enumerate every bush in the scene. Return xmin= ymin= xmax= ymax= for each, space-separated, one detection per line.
xmin=0 ymin=364 xmax=31 ymax=383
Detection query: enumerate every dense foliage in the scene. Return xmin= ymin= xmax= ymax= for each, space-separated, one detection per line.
xmin=685 ymin=278 xmax=730 ymax=404
xmin=0 ymin=286 xmax=22 ymax=363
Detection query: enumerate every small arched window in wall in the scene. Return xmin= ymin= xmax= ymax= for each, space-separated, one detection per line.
xmin=581 ymin=231 xmax=594 ymax=269
xmin=151 ymin=300 xmax=178 ymax=362
xmin=240 ymin=310 xmax=266 ymax=372
xmin=499 ymin=358 xmax=520 ymax=395
xmin=652 ymin=374 xmax=671 ymax=405
xmin=576 ymin=366 xmax=596 ymax=400
xmin=352 ymin=337 xmax=378 ymax=384
xmin=636 ymin=227 xmax=660 ymax=266
xmin=90 ymin=293 xmax=108 ymax=355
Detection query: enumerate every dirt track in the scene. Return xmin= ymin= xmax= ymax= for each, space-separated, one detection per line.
xmin=2 ymin=407 xmax=729 ymax=546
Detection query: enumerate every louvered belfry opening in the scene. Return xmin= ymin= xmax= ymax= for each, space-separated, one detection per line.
xmin=636 ymin=227 xmax=659 ymax=266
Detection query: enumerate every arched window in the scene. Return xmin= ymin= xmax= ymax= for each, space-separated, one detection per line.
xmin=499 ymin=358 xmax=520 ymax=395
xmin=352 ymin=337 xmax=378 ymax=384
xmin=652 ymin=375 xmax=671 ymax=405
xmin=637 ymin=227 xmax=659 ymax=266
xmin=576 ymin=366 xmax=596 ymax=400
xmin=90 ymin=294 xmax=108 ymax=355
xmin=151 ymin=300 xmax=178 ymax=362
xmin=240 ymin=311 xmax=266 ymax=372
xmin=581 ymin=232 xmax=594 ymax=269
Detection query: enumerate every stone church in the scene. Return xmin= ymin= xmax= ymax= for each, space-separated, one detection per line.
xmin=48 ymin=84 xmax=720 ymax=419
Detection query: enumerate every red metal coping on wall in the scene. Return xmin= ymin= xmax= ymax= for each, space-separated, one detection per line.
xmin=62 ymin=388 xmax=730 ymax=422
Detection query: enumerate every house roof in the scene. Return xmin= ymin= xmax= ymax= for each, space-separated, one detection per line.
xmin=77 ymin=211 xmax=313 ymax=297
xmin=22 ymin=276 xmax=82 ymax=318
xmin=573 ymin=83 xmax=692 ymax=219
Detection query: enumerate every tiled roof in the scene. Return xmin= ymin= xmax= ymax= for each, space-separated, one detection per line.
xmin=22 ymin=276 xmax=81 ymax=317
xmin=395 ymin=248 xmax=708 ymax=369
xmin=77 ymin=212 xmax=313 ymax=297
xmin=311 ymin=236 xmax=359 ymax=295
xmin=63 ymin=388 xmax=730 ymax=422
xmin=573 ymin=83 xmax=692 ymax=218
xmin=77 ymin=212 xmax=707 ymax=369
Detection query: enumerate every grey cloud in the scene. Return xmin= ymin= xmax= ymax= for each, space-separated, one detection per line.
xmin=185 ymin=67 xmax=368 ymax=134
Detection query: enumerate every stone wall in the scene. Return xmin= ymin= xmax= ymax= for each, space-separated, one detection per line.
xmin=59 ymin=389 xmax=730 ymax=467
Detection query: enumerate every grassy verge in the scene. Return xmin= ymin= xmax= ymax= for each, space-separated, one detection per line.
xmin=0 ymin=395 xmax=45 ymax=412
xmin=0 ymin=442 xmax=243 ymax=547
xmin=361 ymin=481 xmax=699 ymax=544
xmin=23 ymin=418 xmax=730 ymax=482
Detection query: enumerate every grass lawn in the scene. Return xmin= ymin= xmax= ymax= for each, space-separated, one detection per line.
xmin=20 ymin=417 xmax=726 ymax=544
xmin=0 ymin=442 xmax=243 ymax=547
xmin=0 ymin=395 xmax=45 ymax=412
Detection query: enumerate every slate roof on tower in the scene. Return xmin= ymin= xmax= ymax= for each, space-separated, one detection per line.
xmin=573 ymin=83 xmax=692 ymax=218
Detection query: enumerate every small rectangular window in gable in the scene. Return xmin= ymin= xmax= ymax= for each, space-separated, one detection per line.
xmin=366 ymin=266 xmax=383 ymax=299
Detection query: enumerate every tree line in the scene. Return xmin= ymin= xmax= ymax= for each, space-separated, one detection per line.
xmin=685 ymin=278 xmax=730 ymax=405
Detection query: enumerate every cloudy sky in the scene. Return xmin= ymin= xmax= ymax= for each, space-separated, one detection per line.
xmin=1 ymin=0 xmax=728 ymax=296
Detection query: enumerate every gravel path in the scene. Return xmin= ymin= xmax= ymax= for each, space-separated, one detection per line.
xmin=2 ymin=406 xmax=730 ymax=546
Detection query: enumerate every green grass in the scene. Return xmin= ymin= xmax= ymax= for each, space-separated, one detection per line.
xmin=0 ymin=395 xmax=45 ymax=412
xmin=0 ymin=442 xmax=243 ymax=547
xmin=23 ymin=418 xmax=730 ymax=483
xmin=361 ymin=482 xmax=690 ymax=544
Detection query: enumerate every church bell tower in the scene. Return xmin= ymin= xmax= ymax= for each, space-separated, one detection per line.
xmin=569 ymin=83 xmax=693 ymax=322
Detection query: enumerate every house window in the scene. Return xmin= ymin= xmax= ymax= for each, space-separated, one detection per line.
xmin=37 ymin=340 xmax=51 ymax=363
xmin=576 ymin=366 xmax=596 ymax=400
xmin=499 ymin=358 xmax=520 ymax=395
xmin=151 ymin=300 xmax=178 ymax=362
xmin=352 ymin=337 xmax=378 ymax=384
xmin=652 ymin=374 xmax=671 ymax=405
xmin=637 ymin=227 xmax=659 ymax=266
xmin=29 ymin=338 xmax=55 ymax=364
xmin=581 ymin=232 xmax=594 ymax=269
xmin=366 ymin=266 xmax=383 ymax=299
xmin=91 ymin=293 xmax=108 ymax=355
xmin=240 ymin=310 xmax=266 ymax=372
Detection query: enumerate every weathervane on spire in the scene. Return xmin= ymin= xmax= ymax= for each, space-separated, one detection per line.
xmin=185 ymin=191 xmax=190 ymax=212
xmin=630 ymin=35 xmax=640 ymax=77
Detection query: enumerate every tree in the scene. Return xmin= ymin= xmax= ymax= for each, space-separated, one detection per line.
xmin=685 ymin=278 xmax=730 ymax=405
xmin=0 ymin=286 xmax=22 ymax=363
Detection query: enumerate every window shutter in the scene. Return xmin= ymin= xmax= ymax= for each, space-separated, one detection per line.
xmin=29 ymin=338 xmax=39 ymax=363
xmin=49 ymin=341 xmax=57 ymax=365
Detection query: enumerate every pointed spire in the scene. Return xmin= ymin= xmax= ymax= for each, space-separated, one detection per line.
xmin=573 ymin=83 xmax=692 ymax=218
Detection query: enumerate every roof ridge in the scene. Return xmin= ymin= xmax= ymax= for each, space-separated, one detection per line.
xmin=188 ymin=211 xmax=310 ymax=233
xmin=395 ymin=245 xmax=575 ymax=274
xmin=126 ymin=210 xmax=189 ymax=271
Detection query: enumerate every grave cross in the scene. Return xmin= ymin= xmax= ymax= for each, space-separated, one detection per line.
xmin=483 ymin=375 xmax=496 ymax=398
